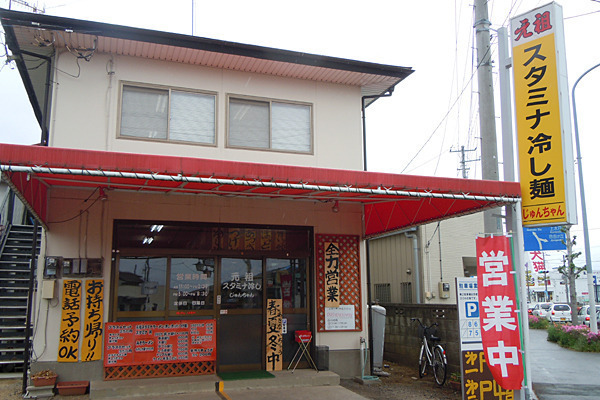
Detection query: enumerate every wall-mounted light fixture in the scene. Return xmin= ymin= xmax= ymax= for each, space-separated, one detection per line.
xmin=331 ymin=200 xmax=339 ymax=213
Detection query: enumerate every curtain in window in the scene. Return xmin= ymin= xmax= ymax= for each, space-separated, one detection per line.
xmin=120 ymin=86 xmax=168 ymax=139
xmin=272 ymin=102 xmax=311 ymax=152
xmin=229 ymin=99 xmax=269 ymax=148
xmin=170 ymin=91 xmax=215 ymax=143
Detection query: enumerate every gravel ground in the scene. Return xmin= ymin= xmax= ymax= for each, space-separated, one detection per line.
xmin=340 ymin=362 xmax=461 ymax=400
xmin=1 ymin=362 xmax=460 ymax=400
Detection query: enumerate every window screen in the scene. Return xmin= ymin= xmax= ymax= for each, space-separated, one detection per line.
xmin=228 ymin=99 xmax=269 ymax=148
xmin=272 ymin=102 xmax=311 ymax=152
xmin=120 ymin=85 xmax=215 ymax=144
xmin=228 ymin=97 xmax=312 ymax=153
xmin=170 ymin=91 xmax=215 ymax=143
xmin=121 ymin=86 xmax=168 ymax=139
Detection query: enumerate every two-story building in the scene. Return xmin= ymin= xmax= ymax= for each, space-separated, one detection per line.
xmin=0 ymin=8 xmax=520 ymax=384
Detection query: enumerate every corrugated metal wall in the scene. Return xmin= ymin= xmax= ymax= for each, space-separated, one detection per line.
xmin=369 ymin=233 xmax=416 ymax=303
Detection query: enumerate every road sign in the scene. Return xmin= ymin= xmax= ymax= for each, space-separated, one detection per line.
xmin=523 ymin=226 xmax=566 ymax=251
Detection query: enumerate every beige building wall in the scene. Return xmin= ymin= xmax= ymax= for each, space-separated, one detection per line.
xmin=34 ymin=187 xmax=368 ymax=366
xmin=48 ymin=51 xmax=363 ymax=170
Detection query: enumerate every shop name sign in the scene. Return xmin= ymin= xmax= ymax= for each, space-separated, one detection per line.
xmin=476 ymin=236 xmax=523 ymax=390
xmin=510 ymin=2 xmax=577 ymax=227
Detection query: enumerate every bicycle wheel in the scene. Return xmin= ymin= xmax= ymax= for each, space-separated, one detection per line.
xmin=418 ymin=344 xmax=427 ymax=378
xmin=432 ymin=345 xmax=447 ymax=386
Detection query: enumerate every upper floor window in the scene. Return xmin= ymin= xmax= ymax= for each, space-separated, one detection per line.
xmin=228 ymin=97 xmax=312 ymax=153
xmin=119 ymin=84 xmax=216 ymax=145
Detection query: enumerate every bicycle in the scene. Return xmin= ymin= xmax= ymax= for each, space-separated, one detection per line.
xmin=411 ymin=318 xmax=447 ymax=386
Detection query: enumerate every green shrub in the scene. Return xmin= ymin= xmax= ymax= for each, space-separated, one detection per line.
xmin=546 ymin=324 xmax=600 ymax=352
xmin=529 ymin=315 xmax=549 ymax=329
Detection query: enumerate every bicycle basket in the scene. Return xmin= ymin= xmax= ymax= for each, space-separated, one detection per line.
xmin=419 ymin=325 xmax=439 ymax=341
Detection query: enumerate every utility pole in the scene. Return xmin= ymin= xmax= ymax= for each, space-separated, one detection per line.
xmin=451 ymin=145 xmax=478 ymax=178
xmin=474 ymin=0 xmax=500 ymax=234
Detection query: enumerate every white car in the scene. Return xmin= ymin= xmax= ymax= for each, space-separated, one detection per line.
xmin=577 ymin=305 xmax=600 ymax=325
xmin=532 ymin=302 xmax=552 ymax=318
xmin=545 ymin=303 xmax=571 ymax=323
xmin=583 ymin=308 xmax=600 ymax=329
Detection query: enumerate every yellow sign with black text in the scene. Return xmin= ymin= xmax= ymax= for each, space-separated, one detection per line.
xmin=82 ymin=279 xmax=104 ymax=362
xmin=58 ymin=279 xmax=81 ymax=362
xmin=511 ymin=3 xmax=576 ymax=227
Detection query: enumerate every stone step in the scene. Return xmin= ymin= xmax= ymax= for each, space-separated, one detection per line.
xmin=91 ymin=370 xmax=339 ymax=399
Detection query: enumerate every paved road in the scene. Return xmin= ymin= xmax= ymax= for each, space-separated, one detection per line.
xmin=528 ymin=328 xmax=600 ymax=399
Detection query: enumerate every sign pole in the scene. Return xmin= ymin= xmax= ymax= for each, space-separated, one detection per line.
xmin=499 ymin=26 xmax=529 ymax=400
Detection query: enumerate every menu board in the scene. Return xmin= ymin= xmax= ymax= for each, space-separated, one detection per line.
xmin=104 ymin=319 xmax=216 ymax=367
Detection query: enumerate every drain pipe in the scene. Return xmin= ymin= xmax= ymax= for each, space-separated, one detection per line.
xmin=405 ymin=230 xmax=421 ymax=304
xmin=361 ymin=89 xmax=394 ymax=171
xmin=362 ymin=89 xmax=393 ymax=376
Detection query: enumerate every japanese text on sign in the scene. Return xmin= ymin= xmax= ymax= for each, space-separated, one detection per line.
xmin=212 ymin=228 xmax=286 ymax=251
xmin=265 ymin=299 xmax=282 ymax=371
xmin=59 ymin=279 xmax=82 ymax=362
xmin=103 ymin=320 xmax=216 ymax=367
xmin=476 ymin=236 xmax=523 ymax=390
xmin=511 ymin=3 xmax=575 ymax=226
xmin=462 ymin=350 xmax=515 ymax=400
xmin=324 ymin=242 xmax=340 ymax=308
xmin=82 ymin=280 xmax=104 ymax=362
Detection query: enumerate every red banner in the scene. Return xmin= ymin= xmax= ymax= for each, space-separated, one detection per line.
xmin=476 ymin=236 xmax=523 ymax=390
xmin=104 ymin=320 xmax=216 ymax=367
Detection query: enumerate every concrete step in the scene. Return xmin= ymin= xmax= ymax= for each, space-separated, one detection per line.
xmin=90 ymin=370 xmax=339 ymax=399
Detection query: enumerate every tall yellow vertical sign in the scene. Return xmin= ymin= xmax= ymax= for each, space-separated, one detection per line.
xmin=265 ymin=299 xmax=282 ymax=371
xmin=58 ymin=280 xmax=81 ymax=362
xmin=511 ymin=2 xmax=576 ymax=227
xmin=82 ymin=280 xmax=104 ymax=361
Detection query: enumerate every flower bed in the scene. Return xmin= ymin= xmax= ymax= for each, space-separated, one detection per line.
xmin=529 ymin=315 xmax=549 ymax=329
xmin=547 ymin=323 xmax=600 ymax=352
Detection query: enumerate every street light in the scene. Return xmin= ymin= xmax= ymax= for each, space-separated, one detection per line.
xmin=572 ymin=62 xmax=600 ymax=333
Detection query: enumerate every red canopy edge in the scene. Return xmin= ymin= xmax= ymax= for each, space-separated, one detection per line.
xmin=0 ymin=144 xmax=521 ymax=237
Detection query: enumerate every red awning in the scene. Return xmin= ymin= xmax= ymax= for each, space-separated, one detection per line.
xmin=0 ymin=144 xmax=521 ymax=238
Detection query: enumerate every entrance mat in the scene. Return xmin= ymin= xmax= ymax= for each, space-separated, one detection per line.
xmin=218 ymin=370 xmax=275 ymax=381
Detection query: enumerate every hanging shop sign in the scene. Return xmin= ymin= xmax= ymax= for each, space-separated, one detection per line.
xmin=103 ymin=320 xmax=216 ymax=367
xmin=82 ymin=279 xmax=104 ymax=361
xmin=456 ymin=277 xmax=515 ymax=400
xmin=265 ymin=299 xmax=283 ymax=371
xmin=324 ymin=241 xmax=340 ymax=308
xmin=316 ymin=234 xmax=361 ymax=332
xmin=476 ymin=236 xmax=523 ymax=390
xmin=58 ymin=279 xmax=82 ymax=362
xmin=211 ymin=227 xmax=286 ymax=251
xmin=511 ymin=2 xmax=577 ymax=227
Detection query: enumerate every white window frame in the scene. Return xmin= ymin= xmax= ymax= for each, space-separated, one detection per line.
xmin=226 ymin=95 xmax=313 ymax=154
xmin=118 ymin=82 xmax=217 ymax=146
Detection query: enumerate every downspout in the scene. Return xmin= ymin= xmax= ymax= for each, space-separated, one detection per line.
xmin=361 ymin=88 xmax=393 ymax=375
xmin=405 ymin=230 xmax=421 ymax=304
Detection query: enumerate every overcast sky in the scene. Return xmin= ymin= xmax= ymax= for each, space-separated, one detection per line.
xmin=1 ymin=0 xmax=599 ymax=274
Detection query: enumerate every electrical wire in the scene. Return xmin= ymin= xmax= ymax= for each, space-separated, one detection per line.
xmin=47 ymin=192 xmax=101 ymax=224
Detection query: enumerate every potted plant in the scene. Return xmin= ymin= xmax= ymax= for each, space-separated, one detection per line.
xmin=31 ymin=370 xmax=58 ymax=387
xmin=447 ymin=371 xmax=462 ymax=391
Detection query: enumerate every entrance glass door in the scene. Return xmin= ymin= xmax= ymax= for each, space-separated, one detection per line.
xmin=217 ymin=258 xmax=263 ymax=371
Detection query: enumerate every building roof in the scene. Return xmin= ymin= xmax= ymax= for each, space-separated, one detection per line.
xmin=0 ymin=144 xmax=521 ymax=238
xmin=0 ymin=8 xmax=414 ymax=129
